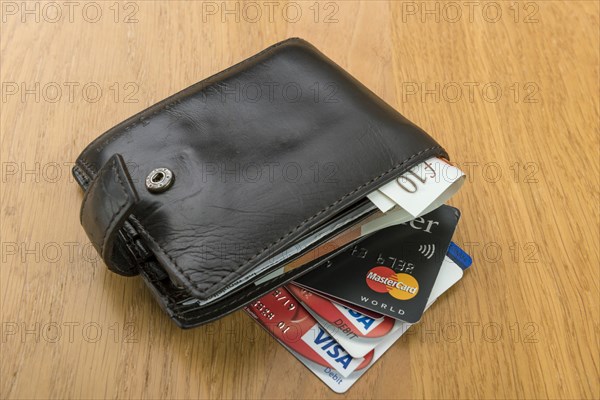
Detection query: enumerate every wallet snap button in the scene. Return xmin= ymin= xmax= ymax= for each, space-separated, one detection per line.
xmin=145 ymin=167 xmax=174 ymax=193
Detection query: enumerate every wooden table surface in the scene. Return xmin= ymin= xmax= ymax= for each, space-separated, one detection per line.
xmin=1 ymin=1 xmax=598 ymax=399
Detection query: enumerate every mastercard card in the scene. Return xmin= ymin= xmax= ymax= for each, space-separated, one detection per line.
xmin=287 ymin=255 xmax=464 ymax=358
xmin=244 ymin=286 xmax=373 ymax=378
xmin=277 ymin=256 xmax=465 ymax=393
xmin=291 ymin=243 xmax=470 ymax=319
xmin=294 ymin=205 xmax=461 ymax=323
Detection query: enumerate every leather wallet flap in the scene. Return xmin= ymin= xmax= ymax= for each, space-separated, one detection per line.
xmin=80 ymin=154 xmax=140 ymax=276
xmin=73 ymin=38 xmax=447 ymax=301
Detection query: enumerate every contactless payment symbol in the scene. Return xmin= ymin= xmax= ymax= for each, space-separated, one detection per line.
xmin=418 ymin=244 xmax=436 ymax=259
xmin=365 ymin=266 xmax=419 ymax=300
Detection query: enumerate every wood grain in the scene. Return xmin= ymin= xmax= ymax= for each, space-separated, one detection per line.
xmin=1 ymin=1 xmax=598 ymax=398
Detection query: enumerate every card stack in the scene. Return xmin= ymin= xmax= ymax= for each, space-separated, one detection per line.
xmin=245 ymin=159 xmax=472 ymax=393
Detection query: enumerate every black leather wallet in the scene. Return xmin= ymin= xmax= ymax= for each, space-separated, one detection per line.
xmin=73 ymin=38 xmax=448 ymax=328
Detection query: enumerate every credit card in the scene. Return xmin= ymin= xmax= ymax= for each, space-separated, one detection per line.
xmin=447 ymin=241 xmax=473 ymax=270
xmin=294 ymin=205 xmax=461 ymax=323
xmin=288 ymin=255 xmax=465 ymax=358
xmin=244 ymin=287 xmax=373 ymax=378
xmin=293 ymin=240 xmax=471 ymax=315
xmin=274 ymin=256 xmax=467 ymax=393
xmin=286 ymin=283 xmax=395 ymax=339
xmin=288 ymin=283 xmax=401 ymax=358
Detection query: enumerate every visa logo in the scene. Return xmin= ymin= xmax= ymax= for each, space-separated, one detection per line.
xmin=301 ymin=324 xmax=363 ymax=378
xmin=332 ymin=303 xmax=385 ymax=335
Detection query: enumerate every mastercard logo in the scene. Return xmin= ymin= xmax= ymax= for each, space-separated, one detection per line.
xmin=365 ymin=266 xmax=419 ymax=300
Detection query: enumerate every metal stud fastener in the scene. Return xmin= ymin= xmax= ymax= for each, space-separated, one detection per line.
xmin=145 ymin=167 xmax=174 ymax=193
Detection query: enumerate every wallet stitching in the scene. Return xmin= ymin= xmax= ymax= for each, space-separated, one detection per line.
xmin=80 ymin=161 xmax=103 ymax=231
xmin=177 ymin=257 xmax=315 ymax=322
xmin=78 ymin=158 xmax=97 ymax=185
xmin=73 ymin=165 xmax=91 ymax=187
xmin=79 ymin=145 xmax=442 ymax=297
